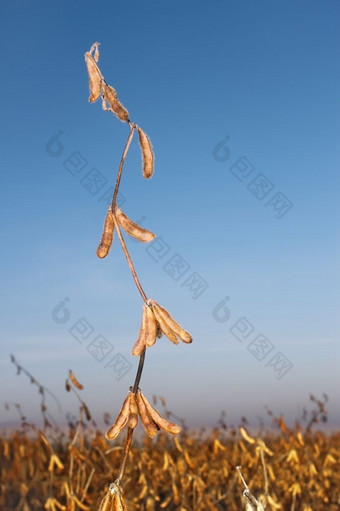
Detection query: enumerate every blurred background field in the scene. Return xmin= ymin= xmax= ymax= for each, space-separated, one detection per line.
xmin=1 ymin=359 xmax=339 ymax=511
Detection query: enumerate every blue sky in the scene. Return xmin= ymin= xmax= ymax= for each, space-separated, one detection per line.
xmin=1 ymin=1 xmax=339 ymax=430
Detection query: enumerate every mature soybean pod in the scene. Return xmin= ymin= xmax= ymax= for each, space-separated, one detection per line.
xmin=69 ymin=370 xmax=84 ymax=390
xmin=128 ymin=393 xmax=138 ymax=429
xmin=150 ymin=302 xmax=179 ymax=345
xmin=84 ymin=51 xmax=102 ymax=103
xmin=132 ymin=306 xmax=147 ymax=356
xmin=140 ymin=391 xmax=181 ymax=435
xmin=144 ymin=304 xmax=158 ymax=347
xmin=116 ymin=207 xmax=155 ymax=242
xmin=102 ymin=84 xmax=129 ymax=122
xmin=98 ymin=490 xmax=113 ymax=511
xmin=138 ymin=127 xmax=154 ymax=179
xmin=106 ymin=393 xmax=130 ymax=440
xmin=113 ymin=494 xmax=128 ymax=511
xmin=96 ymin=207 xmax=114 ymax=258
xmin=136 ymin=390 xmax=159 ymax=438
xmin=151 ymin=300 xmax=192 ymax=344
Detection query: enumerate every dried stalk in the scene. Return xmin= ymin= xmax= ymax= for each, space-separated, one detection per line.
xmin=84 ymin=43 xmax=192 ymax=510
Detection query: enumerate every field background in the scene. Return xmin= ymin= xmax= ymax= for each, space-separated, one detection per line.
xmin=1 ymin=411 xmax=339 ymax=510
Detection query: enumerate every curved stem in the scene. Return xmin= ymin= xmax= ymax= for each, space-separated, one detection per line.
xmin=111 ymin=124 xmax=136 ymax=209
xmin=116 ymin=427 xmax=133 ymax=484
xmin=133 ymin=349 xmax=146 ymax=393
xmin=112 ymin=215 xmax=148 ymax=302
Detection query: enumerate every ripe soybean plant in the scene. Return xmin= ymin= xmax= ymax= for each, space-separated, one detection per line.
xmin=84 ymin=43 xmax=192 ymax=510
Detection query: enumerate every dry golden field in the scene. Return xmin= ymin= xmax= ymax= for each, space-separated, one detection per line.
xmin=1 ymin=406 xmax=339 ymax=511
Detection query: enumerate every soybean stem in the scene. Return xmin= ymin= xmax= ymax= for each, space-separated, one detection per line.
xmin=112 ymin=216 xmax=148 ymax=302
xmin=111 ymin=124 xmax=135 ymax=209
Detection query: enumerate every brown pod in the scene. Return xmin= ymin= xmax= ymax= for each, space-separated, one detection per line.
xmin=144 ymin=304 xmax=158 ymax=347
xmin=84 ymin=44 xmax=103 ymax=103
xmin=102 ymin=84 xmax=129 ymax=122
xmin=96 ymin=207 xmax=114 ymax=258
xmin=116 ymin=207 xmax=155 ymax=243
xmin=132 ymin=306 xmax=147 ymax=356
xmin=138 ymin=127 xmax=154 ymax=179
xmin=150 ymin=303 xmax=179 ymax=345
xmin=156 ymin=324 xmax=163 ymax=338
xmin=136 ymin=390 xmax=159 ymax=438
xmin=113 ymin=494 xmax=128 ymax=511
xmin=128 ymin=393 xmax=138 ymax=429
xmin=140 ymin=392 xmax=181 ymax=435
xmin=151 ymin=300 xmax=192 ymax=344
xmin=98 ymin=490 xmax=113 ymax=511
xmin=106 ymin=393 xmax=131 ymax=440
xmin=69 ymin=370 xmax=83 ymax=390
xmin=65 ymin=379 xmax=71 ymax=392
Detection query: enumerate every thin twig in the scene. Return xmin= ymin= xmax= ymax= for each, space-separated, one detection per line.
xmin=81 ymin=467 xmax=95 ymax=502
xmin=112 ymin=215 xmax=148 ymax=302
xmin=111 ymin=124 xmax=136 ymax=209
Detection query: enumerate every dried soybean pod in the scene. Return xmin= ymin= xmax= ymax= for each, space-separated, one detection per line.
xmin=98 ymin=490 xmax=113 ymax=511
xmin=144 ymin=303 xmax=158 ymax=347
xmin=128 ymin=392 xmax=138 ymax=429
xmin=96 ymin=207 xmax=114 ymax=258
xmin=69 ymin=370 xmax=84 ymax=390
xmin=140 ymin=392 xmax=181 ymax=435
xmin=151 ymin=300 xmax=192 ymax=344
xmin=102 ymin=84 xmax=129 ymax=122
xmin=240 ymin=426 xmax=255 ymax=445
xmin=65 ymin=379 xmax=71 ymax=392
xmin=150 ymin=303 xmax=179 ymax=345
xmin=72 ymin=495 xmax=92 ymax=510
xmin=113 ymin=494 xmax=128 ymax=511
xmin=84 ymin=45 xmax=103 ymax=103
xmin=116 ymin=207 xmax=155 ymax=242
xmin=136 ymin=390 xmax=159 ymax=438
xmin=138 ymin=127 xmax=154 ymax=178
xmin=106 ymin=393 xmax=131 ymax=440
xmin=132 ymin=306 xmax=147 ymax=356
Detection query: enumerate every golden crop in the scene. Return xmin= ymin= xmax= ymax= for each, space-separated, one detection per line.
xmin=1 ymin=415 xmax=339 ymax=510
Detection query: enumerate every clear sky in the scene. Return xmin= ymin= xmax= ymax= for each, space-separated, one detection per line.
xmin=1 ymin=1 xmax=339 ymax=431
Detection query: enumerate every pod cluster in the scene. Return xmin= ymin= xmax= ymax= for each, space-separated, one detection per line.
xmin=85 ymin=42 xmax=154 ymax=178
xmin=132 ymin=300 xmax=192 ymax=356
xmin=98 ymin=483 xmax=128 ymax=511
xmin=106 ymin=390 xmax=181 ymax=440
xmin=96 ymin=206 xmax=155 ymax=259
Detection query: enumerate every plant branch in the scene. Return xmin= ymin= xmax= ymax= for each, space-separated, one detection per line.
xmin=111 ymin=124 xmax=136 ymax=209
xmin=112 ymin=215 xmax=148 ymax=302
